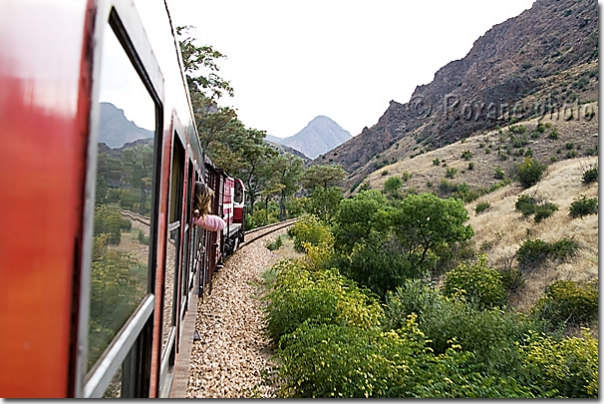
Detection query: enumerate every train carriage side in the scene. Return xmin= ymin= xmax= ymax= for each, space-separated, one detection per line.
xmin=0 ymin=0 xmax=208 ymax=398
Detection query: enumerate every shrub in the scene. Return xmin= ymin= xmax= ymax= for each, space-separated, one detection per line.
xmin=384 ymin=280 xmax=535 ymax=376
xmin=468 ymin=162 xmax=475 ymax=170
xmin=443 ymin=255 xmax=506 ymax=309
xmin=516 ymin=238 xmax=578 ymax=270
xmin=497 ymin=267 xmax=525 ymax=293
xmin=518 ymin=330 xmax=598 ymax=398
xmin=445 ymin=167 xmax=457 ymax=178
xmin=494 ymin=167 xmax=505 ymax=179
xmin=582 ymin=165 xmax=598 ymax=185
xmin=549 ymin=238 xmax=579 ymax=260
xmin=475 ymin=201 xmax=490 ymax=214
xmin=533 ymin=203 xmax=558 ymax=222
xmin=516 ymin=239 xmax=551 ymax=270
xmin=461 ymin=150 xmax=473 ymax=160
xmin=266 ymin=235 xmax=283 ymax=251
xmin=516 ymin=157 xmax=547 ymax=189
xmin=569 ymin=195 xmax=598 ymax=219
xmin=288 ymin=214 xmax=334 ymax=252
xmin=383 ymin=175 xmax=403 ymax=194
xmin=515 ymin=194 xmax=538 ymax=216
xmin=433 ymin=158 xmax=441 ymax=166
xmin=531 ymin=280 xmax=598 ymax=329
xmin=264 ymin=263 xmax=383 ymax=345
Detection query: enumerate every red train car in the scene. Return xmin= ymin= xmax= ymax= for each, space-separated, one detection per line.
xmin=0 ymin=0 xmax=240 ymax=398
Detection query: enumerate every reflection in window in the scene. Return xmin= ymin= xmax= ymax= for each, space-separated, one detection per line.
xmin=88 ymin=21 xmax=156 ymax=372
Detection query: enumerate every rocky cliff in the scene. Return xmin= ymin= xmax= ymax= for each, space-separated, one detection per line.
xmin=317 ymin=0 xmax=598 ymax=187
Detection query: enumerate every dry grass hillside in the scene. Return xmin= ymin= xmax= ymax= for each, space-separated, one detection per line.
xmin=354 ymin=101 xmax=598 ymax=198
xmin=350 ymin=109 xmax=598 ymax=315
xmin=466 ymin=156 xmax=598 ymax=313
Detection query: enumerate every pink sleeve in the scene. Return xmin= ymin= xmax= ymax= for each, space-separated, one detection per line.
xmin=194 ymin=214 xmax=226 ymax=232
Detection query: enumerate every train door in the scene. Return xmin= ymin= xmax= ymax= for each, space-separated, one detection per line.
xmin=80 ymin=4 xmax=164 ymax=398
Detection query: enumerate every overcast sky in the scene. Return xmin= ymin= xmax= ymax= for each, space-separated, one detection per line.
xmin=165 ymin=0 xmax=536 ymax=138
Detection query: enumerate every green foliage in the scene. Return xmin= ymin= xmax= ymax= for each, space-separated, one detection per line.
xmin=305 ymin=186 xmax=343 ymax=223
xmin=94 ymin=205 xmax=125 ymax=245
xmin=266 ymin=235 xmax=283 ymax=251
xmin=569 ymin=195 xmax=598 ymax=219
xmin=288 ymin=215 xmax=334 ymax=253
xmin=475 ymin=201 xmax=490 ymax=214
xmin=335 ymin=193 xmax=473 ymax=299
xmin=301 ymin=164 xmax=346 ymax=192
xmin=534 ymin=203 xmax=558 ymax=222
xmin=461 ymin=150 xmax=473 ymax=160
xmin=518 ymin=330 xmax=598 ymax=397
xmin=445 ymin=167 xmax=457 ymax=178
xmin=332 ymin=190 xmax=388 ymax=253
xmin=383 ymin=175 xmax=403 ymax=195
xmin=582 ymin=165 xmax=598 ymax=185
xmin=383 ymin=280 xmax=536 ymax=376
xmin=443 ymin=255 xmax=506 ymax=309
xmin=276 ymin=317 xmax=535 ymax=398
xmin=516 ymin=238 xmax=579 ymax=270
xmin=531 ymin=280 xmax=598 ymax=329
xmin=515 ymin=194 xmax=538 ymax=216
xmin=264 ymin=262 xmax=383 ymax=345
xmin=516 ymin=157 xmax=547 ymax=189
xmin=432 ymin=158 xmax=440 ymax=166
xmin=497 ymin=267 xmax=525 ymax=293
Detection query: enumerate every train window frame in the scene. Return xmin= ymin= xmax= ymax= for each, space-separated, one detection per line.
xmin=78 ymin=4 xmax=164 ymax=398
xmin=161 ymin=130 xmax=185 ymax=388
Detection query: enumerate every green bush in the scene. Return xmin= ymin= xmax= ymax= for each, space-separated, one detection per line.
xmin=384 ymin=280 xmax=535 ymax=376
xmin=494 ymin=167 xmax=505 ymax=179
xmin=288 ymin=215 xmax=333 ymax=253
xmin=461 ymin=150 xmax=473 ymax=160
xmin=582 ymin=165 xmax=598 ymax=185
xmin=569 ymin=195 xmax=598 ymax=219
xmin=445 ymin=167 xmax=457 ymax=178
xmin=516 ymin=157 xmax=547 ymax=189
xmin=475 ymin=201 xmax=490 ymax=214
xmin=533 ymin=203 xmax=558 ymax=222
xmin=515 ymin=194 xmax=538 ymax=216
xmin=531 ymin=280 xmax=598 ymax=329
xmin=518 ymin=330 xmax=598 ymax=397
xmin=516 ymin=238 xmax=579 ymax=270
xmin=276 ymin=317 xmax=535 ymax=398
xmin=497 ymin=267 xmax=525 ymax=293
xmin=516 ymin=239 xmax=551 ymax=269
xmin=443 ymin=255 xmax=506 ymax=309
xmin=264 ymin=262 xmax=383 ymax=345
xmin=383 ymin=175 xmax=403 ymax=194
xmin=266 ymin=235 xmax=283 ymax=251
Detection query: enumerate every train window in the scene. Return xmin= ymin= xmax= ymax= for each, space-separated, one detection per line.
xmin=87 ymin=12 xmax=159 ymax=395
xmin=162 ymin=133 xmax=185 ymax=384
xmin=234 ymin=180 xmax=244 ymax=204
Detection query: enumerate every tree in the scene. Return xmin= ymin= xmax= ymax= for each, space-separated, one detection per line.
xmin=332 ymin=192 xmax=475 ymax=299
xmin=301 ymin=164 xmax=346 ymax=192
xmin=270 ymin=153 xmax=304 ymax=220
xmin=383 ymin=176 xmax=403 ymax=196
xmin=306 ymin=186 xmax=343 ymax=224
xmin=176 ymin=25 xmax=233 ymax=101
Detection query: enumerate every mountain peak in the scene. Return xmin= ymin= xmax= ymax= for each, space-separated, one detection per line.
xmin=268 ymin=116 xmax=352 ymax=160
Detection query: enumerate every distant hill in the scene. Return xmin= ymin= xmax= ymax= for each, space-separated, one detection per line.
xmin=98 ymin=102 xmax=154 ymax=149
xmin=268 ymin=116 xmax=352 ymax=159
xmin=264 ymin=139 xmax=312 ymax=163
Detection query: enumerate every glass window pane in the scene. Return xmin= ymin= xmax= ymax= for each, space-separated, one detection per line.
xmin=88 ymin=22 xmax=156 ymax=371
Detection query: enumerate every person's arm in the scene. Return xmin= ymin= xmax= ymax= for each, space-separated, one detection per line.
xmin=194 ymin=214 xmax=226 ymax=232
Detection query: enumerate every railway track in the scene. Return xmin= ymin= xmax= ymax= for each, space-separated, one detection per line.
xmin=240 ymin=218 xmax=298 ymax=247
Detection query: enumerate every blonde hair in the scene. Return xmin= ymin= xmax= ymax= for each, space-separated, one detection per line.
xmin=195 ymin=181 xmax=214 ymax=216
